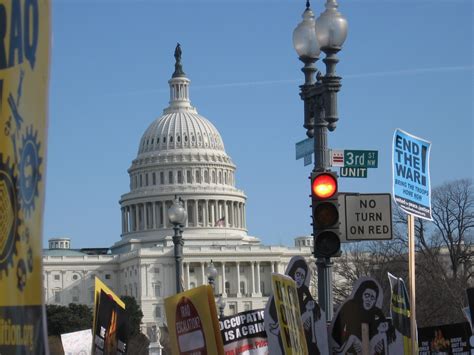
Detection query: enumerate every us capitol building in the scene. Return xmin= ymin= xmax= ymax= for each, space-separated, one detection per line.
xmin=42 ymin=46 xmax=313 ymax=330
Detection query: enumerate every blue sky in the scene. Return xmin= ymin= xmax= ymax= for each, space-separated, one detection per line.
xmin=44 ymin=0 xmax=473 ymax=249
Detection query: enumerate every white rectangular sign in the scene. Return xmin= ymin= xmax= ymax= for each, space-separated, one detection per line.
xmin=344 ymin=194 xmax=393 ymax=241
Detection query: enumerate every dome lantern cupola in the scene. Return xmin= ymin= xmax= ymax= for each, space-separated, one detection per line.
xmin=165 ymin=43 xmax=194 ymax=114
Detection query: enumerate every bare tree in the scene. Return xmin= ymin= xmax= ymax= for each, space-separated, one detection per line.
xmin=334 ymin=179 xmax=473 ymax=326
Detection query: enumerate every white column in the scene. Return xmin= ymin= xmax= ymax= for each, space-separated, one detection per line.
xmin=152 ymin=203 xmax=156 ymax=228
xmin=221 ymin=262 xmax=226 ymax=296
xmin=161 ymin=201 xmax=166 ymax=228
xmin=271 ymin=262 xmax=275 ymax=273
xmin=256 ymin=262 xmax=261 ymax=295
xmin=135 ymin=205 xmax=139 ymax=231
xmin=194 ymin=200 xmax=198 ymax=227
xmin=144 ymin=203 xmax=148 ymax=230
xmin=205 ymin=200 xmax=209 ymax=227
xmin=236 ymin=262 xmax=241 ymax=297
xmin=185 ymin=263 xmax=190 ymax=290
xmin=201 ymin=263 xmax=206 ymax=285
xmin=211 ymin=201 xmax=215 ymax=226
xmin=251 ymin=262 xmax=255 ymax=295
xmin=184 ymin=199 xmax=188 ymax=228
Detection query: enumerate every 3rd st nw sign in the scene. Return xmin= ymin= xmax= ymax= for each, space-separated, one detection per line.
xmin=343 ymin=194 xmax=392 ymax=241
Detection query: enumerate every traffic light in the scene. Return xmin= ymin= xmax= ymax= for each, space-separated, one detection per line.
xmin=311 ymin=171 xmax=341 ymax=258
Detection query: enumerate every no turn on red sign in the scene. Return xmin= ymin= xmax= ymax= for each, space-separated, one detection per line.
xmin=341 ymin=193 xmax=393 ymax=241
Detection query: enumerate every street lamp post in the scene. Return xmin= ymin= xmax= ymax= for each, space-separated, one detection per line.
xmin=206 ymin=261 xmax=226 ymax=318
xmin=293 ymin=0 xmax=347 ymax=322
xmin=206 ymin=261 xmax=218 ymax=291
xmin=168 ymin=196 xmax=187 ymax=294
xmin=217 ymin=295 xmax=226 ymax=319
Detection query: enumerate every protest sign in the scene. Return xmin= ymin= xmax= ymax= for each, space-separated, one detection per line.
xmin=392 ymin=129 xmax=432 ymax=220
xmin=330 ymin=277 xmax=394 ymax=354
xmin=61 ymin=329 xmax=92 ymax=355
xmin=264 ymin=256 xmax=328 ymax=355
xmin=0 ymin=0 xmax=51 ymax=353
xmin=388 ymin=273 xmax=413 ymax=354
xmin=92 ymin=278 xmax=128 ymax=354
xmin=418 ymin=322 xmax=473 ymax=354
xmin=220 ymin=309 xmax=268 ymax=355
xmin=165 ymin=285 xmax=224 ymax=355
xmin=271 ymin=273 xmax=308 ymax=355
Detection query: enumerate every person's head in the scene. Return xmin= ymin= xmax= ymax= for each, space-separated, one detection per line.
xmin=287 ymin=259 xmax=309 ymax=289
xmin=353 ymin=279 xmax=379 ymax=310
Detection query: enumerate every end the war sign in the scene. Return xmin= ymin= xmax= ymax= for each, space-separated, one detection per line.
xmin=392 ymin=129 xmax=432 ymax=220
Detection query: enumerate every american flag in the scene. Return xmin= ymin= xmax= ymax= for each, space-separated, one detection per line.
xmin=214 ymin=217 xmax=225 ymax=227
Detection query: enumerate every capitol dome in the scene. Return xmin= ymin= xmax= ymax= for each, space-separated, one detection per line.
xmin=114 ymin=45 xmax=258 ymax=252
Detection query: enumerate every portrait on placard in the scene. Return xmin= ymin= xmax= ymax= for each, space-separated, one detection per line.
xmin=330 ymin=277 xmax=396 ymax=355
xmin=264 ymin=256 xmax=329 ymax=355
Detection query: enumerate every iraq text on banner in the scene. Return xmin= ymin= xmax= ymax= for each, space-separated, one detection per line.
xmin=0 ymin=0 xmax=51 ymax=353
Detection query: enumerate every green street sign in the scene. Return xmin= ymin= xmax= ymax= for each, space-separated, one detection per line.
xmin=340 ymin=167 xmax=368 ymax=178
xmin=344 ymin=150 xmax=378 ymax=168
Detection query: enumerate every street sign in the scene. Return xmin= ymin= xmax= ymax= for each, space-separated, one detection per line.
xmin=295 ymin=137 xmax=314 ymax=160
xmin=340 ymin=167 xmax=368 ymax=178
xmin=331 ymin=150 xmax=378 ymax=168
xmin=392 ymin=129 xmax=432 ymax=220
xmin=343 ymin=193 xmax=392 ymax=241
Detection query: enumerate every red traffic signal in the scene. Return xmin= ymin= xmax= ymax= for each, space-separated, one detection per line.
xmin=312 ymin=173 xmax=338 ymax=199
xmin=310 ymin=171 xmax=341 ymax=258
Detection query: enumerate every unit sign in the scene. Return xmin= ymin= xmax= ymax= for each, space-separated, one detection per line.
xmin=344 ymin=194 xmax=392 ymax=241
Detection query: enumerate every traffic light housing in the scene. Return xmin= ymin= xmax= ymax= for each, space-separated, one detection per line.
xmin=311 ymin=171 xmax=341 ymax=258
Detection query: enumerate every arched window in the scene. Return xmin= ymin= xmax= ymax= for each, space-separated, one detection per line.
xmin=240 ymin=281 xmax=246 ymax=295
xmin=204 ymin=170 xmax=209 ymax=183
xmin=211 ymin=171 xmax=216 ymax=183
xmin=72 ymin=287 xmax=80 ymax=303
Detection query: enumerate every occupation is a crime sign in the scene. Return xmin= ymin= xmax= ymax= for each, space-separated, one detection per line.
xmin=392 ymin=129 xmax=432 ymax=220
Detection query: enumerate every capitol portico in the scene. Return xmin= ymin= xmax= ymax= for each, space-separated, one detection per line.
xmin=42 ymin=46 xmax=313 ymax=330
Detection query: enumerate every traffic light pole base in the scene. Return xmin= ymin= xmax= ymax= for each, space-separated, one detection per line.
xmin=316 ymin=257 xmax=334 ymax=322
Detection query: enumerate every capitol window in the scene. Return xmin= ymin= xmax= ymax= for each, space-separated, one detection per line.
xmin=72 ymin=274 xmax=79 ymax=281
xmin=169 ymin=171 xmax=174 ymax=184
xmin=54 ymin=274 xmax=60 ymax=281
xmin=240 ymin=281 xmax=246 ymax=295
xmin=155 ymin=305 xmax=161 ymax=318
xmin=187 ymin=170 xmax=192 ymax=183
xmin=154 ymin=282 xmax=161 ymax=297
xmin=160 ymin=172 xmax=164 ymax=184
xmin=54 ymin=289 xmax=61 ymax=303
xmin=178 ymin=171 xmax=183 ymax=184
xmin=204 ymin=170 xmax=209 ymax=183
xmin=152 ymin=172 xmax=156 ymax=185
xmin=145 ymin=174 xmax=149 ymax=186
xmin=72 ymin=287 xmax=80 ymax=303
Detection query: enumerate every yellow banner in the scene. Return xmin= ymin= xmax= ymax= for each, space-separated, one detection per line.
xmin=0 ymin=0 xmax=50 ymax=353
xmin=271 ymin=274 xmax=308 ymax=355
xmin=165 ymin=285 xmax=224 ymax=355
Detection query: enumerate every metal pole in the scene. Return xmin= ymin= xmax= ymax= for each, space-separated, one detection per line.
xmin=408 ymin=214 xmax=417 ymax=354
xmin=312 ymin=79 xmax=334 ymax=322
xmin=172 ymin=224 xmax=183 ymax=293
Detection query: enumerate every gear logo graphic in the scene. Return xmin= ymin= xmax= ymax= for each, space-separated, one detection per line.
xmin=0 ymin=154 xmax=20 ymax=277
xmin=19 ymin=125 xmax=42 ymax=218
